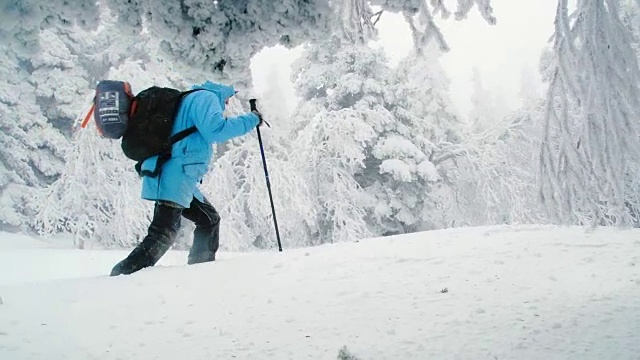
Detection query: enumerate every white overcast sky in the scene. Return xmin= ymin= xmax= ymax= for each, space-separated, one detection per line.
xmin=250 ymin=0 xmax=557 ymax=121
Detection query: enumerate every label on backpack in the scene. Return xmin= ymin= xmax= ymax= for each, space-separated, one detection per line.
xmin=98 ymin=91 xmax=122 ymax=124
xmin=94 ymin=80 xmax=133 ymax=139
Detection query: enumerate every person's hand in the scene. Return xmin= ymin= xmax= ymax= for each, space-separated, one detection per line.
xmin=249 ymin=99 xmax=270 ymax=127
xmin=252 ymin=110 xmax=270 ymax=127
xmin=252 ymin=109 xmax=264 ymax=126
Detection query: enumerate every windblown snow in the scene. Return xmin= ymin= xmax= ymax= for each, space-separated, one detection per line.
xmin=1 ymin=225 xmax=639 ymax=359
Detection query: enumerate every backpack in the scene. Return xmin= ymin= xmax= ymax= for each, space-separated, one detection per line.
xmin=82 ymin=80 xmax=201 ymax=177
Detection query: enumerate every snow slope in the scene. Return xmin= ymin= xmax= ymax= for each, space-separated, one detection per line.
xmin=1 ymin=225 xmax=639 ymax=359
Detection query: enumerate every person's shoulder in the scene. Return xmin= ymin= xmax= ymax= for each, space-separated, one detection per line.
xmin=183 ymin=89 xmax=218 ymax=108
xmin=185 ymin=88 xmax=214 ymax=100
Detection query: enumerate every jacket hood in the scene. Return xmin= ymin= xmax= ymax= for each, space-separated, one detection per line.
xmin=191 ymin=81 xmax=236 ymax=110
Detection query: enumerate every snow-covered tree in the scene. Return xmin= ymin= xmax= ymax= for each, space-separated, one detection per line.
xmin=99 ymin=0 xmax=335 ymax=89
xmin=285 ymin=0 xmax=388 ymax=243
xmin=97 ymin=0 xmax=496 ymax=83
xmin=34 ymin=123 xmax=150 ymax=249
xmin=286 ymin=0 xmax=498 ymax=242
xmin=389 ymin=47 xmax=462 ymax=144
xmin=0 ymin=1 xmax=99 ymax=231
xmin=468 ymin=67 xmax=498 ymax=133
xmin=363 ymin=45 xmax=465 ymax=234
xmin=540 ymin=0 xmax=640 ymax=226
xmin=289 ymin=34 xmax=393 ymax=242
xmin=205 ymin=128 xmax=318 ymax=251
xmin=622 ymin=0 xmax=640 ymax=55
xmin=453 ymin=104 xmax=548 ymax=226
xmin=519 ymin=65 xmax=544 ymax=109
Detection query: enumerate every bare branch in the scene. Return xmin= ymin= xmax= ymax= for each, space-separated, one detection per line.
xmin=371 ymin=10 xmax=384 ymax=26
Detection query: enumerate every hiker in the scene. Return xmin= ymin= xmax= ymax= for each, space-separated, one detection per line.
xmin=110 ymin=81 xmax=262 ymax=276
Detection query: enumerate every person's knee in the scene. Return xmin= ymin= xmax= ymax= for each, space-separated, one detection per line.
xmin=197 ymin=202 xmax=220 ymax=227
xmin=152 ymin=202 xmax=183 ymax=231
xmin=210 ymin=211 xmax=220 ymax=226
xmin=198 ymin=210 xmax=219 ymax=229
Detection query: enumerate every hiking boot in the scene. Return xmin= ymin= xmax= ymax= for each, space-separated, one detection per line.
xmin=187 ymin=250 xmax=216 ymax=265
xmin=110 ymin=236 xmax=173 ymax=276
xmin=110 ymin=203 xmax=182 ymax=276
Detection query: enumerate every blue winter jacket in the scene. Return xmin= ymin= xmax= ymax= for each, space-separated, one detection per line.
xmin=140 ymin=81 xmax=260 ymax=207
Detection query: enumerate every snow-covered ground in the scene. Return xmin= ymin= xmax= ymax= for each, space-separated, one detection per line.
xmin=1 ymin=225 xmax=639 ymax=359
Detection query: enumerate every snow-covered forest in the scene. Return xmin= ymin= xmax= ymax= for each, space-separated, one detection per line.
xmin=2 ymin=0 xmax=640 ymax=250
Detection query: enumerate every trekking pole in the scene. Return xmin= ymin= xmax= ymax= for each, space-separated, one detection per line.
xmin=250 ymin=99 xmax=283 ymax=252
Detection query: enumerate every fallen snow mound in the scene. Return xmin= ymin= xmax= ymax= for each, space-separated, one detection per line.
xmin=1 ymin=225 xmax=639 ymax=359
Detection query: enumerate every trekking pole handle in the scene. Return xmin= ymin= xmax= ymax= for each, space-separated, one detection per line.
xmin=249 ymin=99 xmax=270 ymax=127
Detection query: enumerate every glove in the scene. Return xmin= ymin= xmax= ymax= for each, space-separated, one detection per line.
xmin=252 ymin=110 xmax=264 ymax=127
xmin=252 ymin=110 xmax=270 ymax=127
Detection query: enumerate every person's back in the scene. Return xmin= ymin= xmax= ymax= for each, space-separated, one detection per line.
xmin=111 ymin=81 xmax=261 ymax=276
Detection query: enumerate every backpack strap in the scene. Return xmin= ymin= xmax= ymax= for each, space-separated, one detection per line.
xmin=166 ymin=88 xmax=206 ymax=145
xmin=80 ymin=103 xmax=95 ymax=128
xmin=136 ymin=153 xmax=172 ymax=178
xmin=170 ymin=126 xmax=198 ymax=144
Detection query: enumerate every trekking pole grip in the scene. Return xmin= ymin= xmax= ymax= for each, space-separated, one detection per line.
xmin=249 ymin=99 xmax=270 ymax=127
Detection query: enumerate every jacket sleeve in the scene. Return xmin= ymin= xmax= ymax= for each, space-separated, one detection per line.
xmin=190 ymin=92 xmax=260 ymax=144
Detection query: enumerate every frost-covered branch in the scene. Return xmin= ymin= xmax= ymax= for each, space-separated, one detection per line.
xmin=100 ymin=0 xmax=334 ymax=88
xmin=403 ymin=2 xmax=450 ymax=52
xmin=371 ymin=0 xmax=495 ymax=52
xmin=452 ymin=106 xmax=547 ymax=226
xmin=371 ymin=10 xmax=384 ymax=26
xmin=540 ymin=0 xmax=640 ymax=226
xmin=338 ymin=0 xmax=379 ymax=43
xmin=454 ymin=0 xmax=496 ymax=24
xmin=430 ymin=0 xmax=452 ymax=19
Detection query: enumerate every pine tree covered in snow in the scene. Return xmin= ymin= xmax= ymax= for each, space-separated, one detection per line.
xmin=519 ymin=66 xmax=544 ymax=109
xmin=0 ymin=1 xmax=99 ymax=231
xmin=365 ymin=46 xmax=465 ymax=234
xmin=468 ymin=67 xmax=499 ymax=133
xmin=0 ymin=42 xmax=68 ymax=230
xmin=289 ymin=34 xmax=392 ymax=242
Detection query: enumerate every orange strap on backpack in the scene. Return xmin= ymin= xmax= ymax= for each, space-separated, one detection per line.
xmin=80 ymin=104 xmax=95 ymax=128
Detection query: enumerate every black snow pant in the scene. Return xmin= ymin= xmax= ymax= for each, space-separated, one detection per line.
xmin=110 ymin=196 xmax=221 ymax=276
